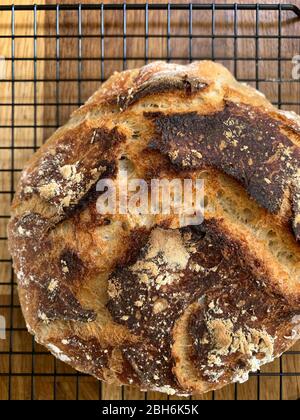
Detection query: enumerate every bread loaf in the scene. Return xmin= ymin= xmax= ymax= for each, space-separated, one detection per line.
xmin=8 ymin=61 xmax=300 ymax=395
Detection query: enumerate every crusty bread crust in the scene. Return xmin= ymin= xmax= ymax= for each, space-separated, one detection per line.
xmin=8 ymin=61 xmax=300 ymax=395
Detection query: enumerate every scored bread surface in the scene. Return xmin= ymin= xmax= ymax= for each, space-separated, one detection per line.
xmin=8 ymin=61 xmax=300 ymax=395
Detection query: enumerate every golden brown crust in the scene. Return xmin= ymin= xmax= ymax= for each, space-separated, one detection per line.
xmin=8 ymin=61 xmax=300 ymax=395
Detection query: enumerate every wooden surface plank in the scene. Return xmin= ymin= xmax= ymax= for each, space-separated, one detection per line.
xmin=0 ymin=0 xmax=300 ymax=400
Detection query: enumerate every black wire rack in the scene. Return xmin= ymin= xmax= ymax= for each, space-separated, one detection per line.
xmin=0 ymin=3 xmax=300 ymax=401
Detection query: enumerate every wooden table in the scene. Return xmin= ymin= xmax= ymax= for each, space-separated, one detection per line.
xmin=0 ymin=0 xmax=300 ymax=400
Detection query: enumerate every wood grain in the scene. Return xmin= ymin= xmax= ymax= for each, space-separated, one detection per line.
xmin=0 ymin=0 xmax=300 ymax=400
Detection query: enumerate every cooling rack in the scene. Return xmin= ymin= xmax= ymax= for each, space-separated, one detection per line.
xmin=0 ymin=2 xmax=300 ymax=400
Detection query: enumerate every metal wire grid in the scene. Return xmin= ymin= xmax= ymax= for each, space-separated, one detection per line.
xmin=0 ymin=3 xmax=300 ymax=400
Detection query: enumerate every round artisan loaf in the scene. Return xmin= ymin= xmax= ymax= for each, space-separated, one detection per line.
xmin=8 ymin=61 xmax=300 ymax=395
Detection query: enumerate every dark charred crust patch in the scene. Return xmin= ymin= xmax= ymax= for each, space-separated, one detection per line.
xmin=122 ymin=343 xmax=179 ymax=390
xmin=115 ymin=76 xmax=207 ymax=110
xmin=19 ymin=125 xmax=126 ymax=213
xmin=145 ymin=101 xmax=300 ymax=240
xmin=56 ymin=335 xmax=141 ymax=385
xmin=35 ymin=251 xmax=96 ymax=322
xmin=60 ymin=159 xmax=117 ymax=224
xmin=107 ymin=221 xmax=295 ymax=390
xmin=115 ymin=356 xmax=142 ymax=386
xmin=58 ymin=336 xmax=111 ymax=378
xmin=11 ymin=212 xmax=51 ymax=240
xmin=188 ymin=284 xmax=293 ymax=385
xmin=9 ymin=213 xmax=96 ymax=324
xmin=60 ymin=248 xmax=85 ymax=282
xmin=90 ymin=126 xmax=126 ymax=151
xmin=38 ymin=281 xmax=96 ymax=323
xmin=8 ymin=213 xmax=53 ymax=287
xmin=117 ymin=227 xmax=150 ymax=268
